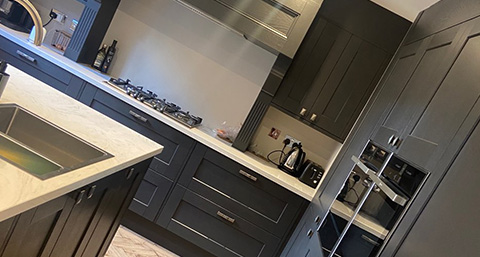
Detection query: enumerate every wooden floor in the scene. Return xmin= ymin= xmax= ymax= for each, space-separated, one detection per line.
xmin=105 ymin=226 xmax=180 ymax=257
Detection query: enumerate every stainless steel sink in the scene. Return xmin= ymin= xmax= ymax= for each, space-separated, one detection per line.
xmin=0 ymin=104 xmax=113 ymax=179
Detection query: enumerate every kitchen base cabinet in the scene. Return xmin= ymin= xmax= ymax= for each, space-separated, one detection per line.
xmin=0 ymin=35 xmax=86 ymax=99
xmin=0 ymin=195 xmax=72 ymax=257
xmin=0 ymin=159 xmax=150 ymax=257
xmin=158 ymin=143 xmax=308 ymax=257
xmin=165 ymin=186 xmax=281 ymax=257
xmin=79 ymin=84 xmax=196 ymax=222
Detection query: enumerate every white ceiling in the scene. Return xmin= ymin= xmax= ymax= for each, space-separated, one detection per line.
xmin=371 ymin=0 xmax=442 ymax=21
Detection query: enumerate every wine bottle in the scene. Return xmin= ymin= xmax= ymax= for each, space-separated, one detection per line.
xmin=92 ymin=44 xmax=107 ymax=70
xmin=101 ymin=40 xmax=117 ymax=73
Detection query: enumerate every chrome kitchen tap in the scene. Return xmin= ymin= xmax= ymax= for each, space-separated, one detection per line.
xmin=12 ymin=0 xmax=43 ymax=46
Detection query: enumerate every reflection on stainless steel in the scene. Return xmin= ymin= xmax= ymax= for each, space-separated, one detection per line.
xmin=0 ymin=104 xmax=112 ymax=179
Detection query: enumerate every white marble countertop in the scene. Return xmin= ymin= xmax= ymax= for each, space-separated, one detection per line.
xmin=0 ymin=66 xmax=163 ymax=222
xmin=0 ymin=25 xmax=318 ymax=201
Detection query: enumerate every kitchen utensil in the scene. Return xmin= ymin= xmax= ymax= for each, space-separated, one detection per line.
xmin=278 ymin=142 xmax=306 ymax=177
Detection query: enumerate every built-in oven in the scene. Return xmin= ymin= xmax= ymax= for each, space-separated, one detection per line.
xmin=319 ymin=141 xmax=429 ymax=257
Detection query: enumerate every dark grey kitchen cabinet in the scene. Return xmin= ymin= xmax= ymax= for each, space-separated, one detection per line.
xmin=371 ymin=17 xmax=480 ymax=172
xmin=79 ymin=84 xmax=196 ymax=222
xmin=282 ymin=1 xmax=480 ymax=256
xmin=158 ymin=143 xmax=308 ymax=256
xmin=0 ymin=35 xmax=86 ymax=99
xmin=177 ymin=0 xmax=323 ymax=58
xmin=269 ymin=0 xmax=410 ymax=142
xmin=46 ymin=161 xmax=149 ymax=257
xmin=272 ymin=18 xmax=390 ymax=141
xmin=0 ymin=160 xmax=149 ymax=257
xmin=280 ymin=205 xmax=324 ymax=257
xmin=393 ymin=115 xmax=480 ymax=257
xmin=0 ymin=195 xmax=73 ymax=257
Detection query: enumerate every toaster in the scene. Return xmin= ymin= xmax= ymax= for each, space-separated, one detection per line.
xmin=298 ymin=160 xmax=324 ymax=188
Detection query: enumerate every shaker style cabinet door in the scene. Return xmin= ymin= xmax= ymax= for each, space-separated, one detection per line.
xmin=272 ymin=17 xmax=391 ymax=142
xmin=0 ymin=195 xmax=73 ymax=257
xmin=372 ymin=18 xmax=480 ymax=172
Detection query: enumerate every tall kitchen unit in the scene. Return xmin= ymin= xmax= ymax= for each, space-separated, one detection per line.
xmin=282 ymin=0 xmax=480 ymax=256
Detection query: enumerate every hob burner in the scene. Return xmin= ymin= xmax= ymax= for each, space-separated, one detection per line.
xmin=106 ymin=77 xmax=202 ymax=128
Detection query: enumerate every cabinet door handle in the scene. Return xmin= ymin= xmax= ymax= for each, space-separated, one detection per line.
xmin=300 ymin=108 xmax=307 ymax=116
xmin=391 ymin=136 xmax=400 ymax=147
xmin=217 ymin=211 xmax=235 ymax=223
xmin=126 ymin=167 xmax=135 ymax=180
xmin=129 ymin=110 xmax=148 ymax=123
xmin=239 ymin=170 xmax=257 ymax=182
xmin=310 ymin=113 xmax=317 ymax=122
xmin=306 ymin=229 xmax=314 ymax=238
xmin=87 ymin=185 xmax=96 ymax=199
xmin=16 ymin=50 xmax=36 ymax=63
xmin=388 ymin=135 xmax=395 ymax=145
xmin=76 ymin=189 xmax=86 ymax=205
xmin=314 ymin=216 xmax=320 ymax=224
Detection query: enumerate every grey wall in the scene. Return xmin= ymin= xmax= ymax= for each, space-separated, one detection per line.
xmin=102 ymin=0 xmax=276 ymax=129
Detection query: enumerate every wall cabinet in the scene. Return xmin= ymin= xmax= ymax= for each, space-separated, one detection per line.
xmin=233 ymin=0 xmax=411 ymax=150
xmin=272 ymin=17 xmax=390 ymax=141
xmin=0 ymin=35 xmax=86 ymax=99
xmin=177 ymin=0 xmax=322 ymax=58
xmin=0 ymin=160 xmax=149 ymax=257
xmin=158 ymin=143 xmax=308 ymax=257
xmin=79 ymin=85 xmax=196 ymax=222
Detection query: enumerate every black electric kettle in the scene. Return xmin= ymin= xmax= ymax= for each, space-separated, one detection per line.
xmin=278 ymin=143 xmax=306 ymax=177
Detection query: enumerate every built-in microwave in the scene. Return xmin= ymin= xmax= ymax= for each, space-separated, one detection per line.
xmin=319 ymin=141 xmax=429 ymax=257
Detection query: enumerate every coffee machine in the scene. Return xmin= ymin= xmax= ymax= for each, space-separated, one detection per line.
xmin=0 ymin=0 xmax=34 ymax=33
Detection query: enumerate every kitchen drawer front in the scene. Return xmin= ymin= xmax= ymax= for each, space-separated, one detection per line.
xmin=90 ymin=89 xmax=195 ymax=180
xmin=129 ymin=169 xmax=173 ymax=221
xmin=177 ymin=143 xmax=307 ymax=236
xmin=165 ymin=185 xmax=281 ymax=257
xmin=0 ymin=35 xmax=72 ymax=87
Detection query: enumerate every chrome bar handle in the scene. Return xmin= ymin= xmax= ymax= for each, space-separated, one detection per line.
xmin=16 ymin=50 xmax=36 ymax=63
xmin=239 ymin=170 xmax=257 ymax=182
xmin=129 ymin=110 xmax=148 ymax=123
xmin=217 ymin=211 xmax=235 ymax=223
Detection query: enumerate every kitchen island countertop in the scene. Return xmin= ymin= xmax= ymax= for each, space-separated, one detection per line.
xmin=0 ymin=25 xmax=318 ymax=201
xmin=0 ymin=66 xmax=163 ymax=222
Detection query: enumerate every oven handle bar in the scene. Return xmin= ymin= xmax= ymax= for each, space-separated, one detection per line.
xmin=351 ymin=156 xmax=408 ymax=206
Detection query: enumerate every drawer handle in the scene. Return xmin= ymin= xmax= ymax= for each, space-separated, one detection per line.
xmin=129 ymin=110 xmax=148 ymax=123
xmin=87 ymin=185 xmax=96 ymax=199
xmin=239 ymin=170 xmax=257 ymax=182
xmin=16 ymin=50 xmax=36 ymax=63
xmin=310 ymin=113 xmax=317 ymax=122
xmin=126 ymin=167 xmax=135 ymax=180
xmin=217 ymin=211 xmax=235 ymax=224
xmin=76 ymin=189 xmax=86 ymax=205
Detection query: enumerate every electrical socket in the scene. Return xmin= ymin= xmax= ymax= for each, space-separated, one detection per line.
xmin=284 ymin=135 xmax=301 ymax=148
xmin=50 ymin=8 xmax=66 ymax=24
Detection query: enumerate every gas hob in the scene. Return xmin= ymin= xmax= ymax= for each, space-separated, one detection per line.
xmin=105 ymin=78 xmax=203 ymax=128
